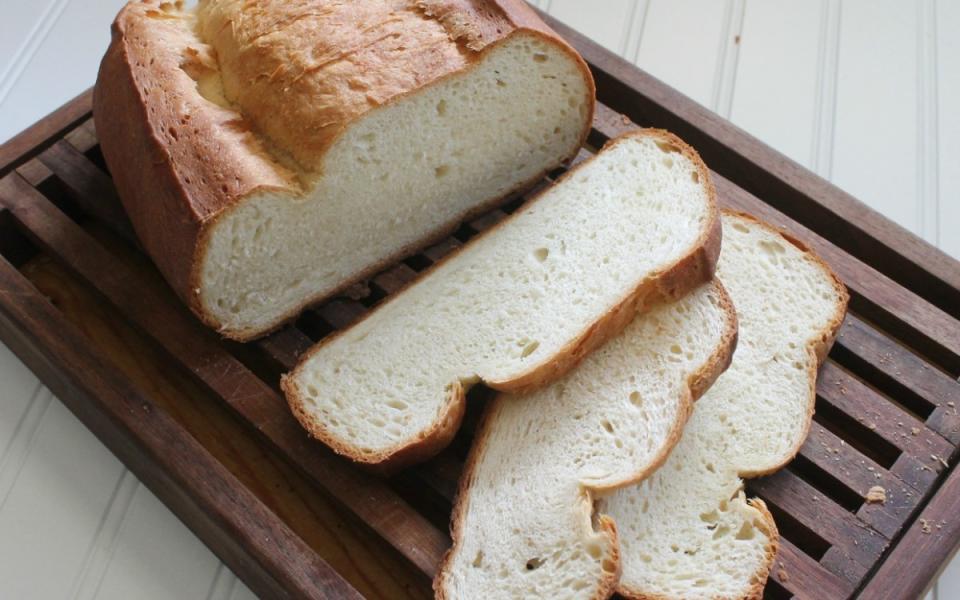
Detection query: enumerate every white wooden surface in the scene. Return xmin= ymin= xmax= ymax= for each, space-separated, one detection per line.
xmin=1 ymin=1 xmax=958 ymax=597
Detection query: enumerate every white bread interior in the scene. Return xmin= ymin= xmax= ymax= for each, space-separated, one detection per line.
xmin=199 ymin=33 xmax=592 ymax=337
xmin=436 ymin=280 xmax=737 ymax=599
xmin=602 ymin=212 xmax=849 ymax=600
xmin=282 ymin=131 xmax=720 ymax=467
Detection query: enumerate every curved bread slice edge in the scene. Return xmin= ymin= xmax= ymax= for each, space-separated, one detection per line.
xmin=282 ymin=130 xmax=721 ymax=468
xmin=436 ymin=278 xmax=738 ymax=599
xmin=603 ymin=211 xmax=849 ymax=600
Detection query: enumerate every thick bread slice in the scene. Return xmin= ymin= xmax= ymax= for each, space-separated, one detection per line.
xmin=94 ymin=0 xmax=595 ymax=341
xmin=601 ymin=211 xmax=849 ymax=600
xmin=282 ymin=130 xmax=721 ymax=467
xmin=436 ymin=280 xmax=738 ymax=600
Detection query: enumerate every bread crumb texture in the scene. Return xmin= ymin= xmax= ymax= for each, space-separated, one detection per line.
xmin=603 ymin=212 xmax=848 ymax=600
xmin=285 ymin=132 xmax=716 ymax=465
xmin=437 ymin=280 xmax=734 ymax=599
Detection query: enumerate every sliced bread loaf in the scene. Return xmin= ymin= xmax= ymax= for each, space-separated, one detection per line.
xmin=94 ymin=0 xmax=595 ymax=340
xmin=435 ymin=279 xmax=737 ymax=599
xmin=282 ymin=130 xmax=721 ymax=467
xmin=601 ymin=211 xmax=849 ymax=599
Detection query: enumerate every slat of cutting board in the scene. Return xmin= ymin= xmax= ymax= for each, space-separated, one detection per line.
xmin=19 ymin=251 xmax=433 ymax=600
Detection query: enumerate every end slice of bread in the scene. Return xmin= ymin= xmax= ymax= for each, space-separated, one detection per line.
xmin=95 ymin=0 xmax=596 ymax=340
xmin=282 ymin=130 xmax=721 ymax=467
xmin=601 ymin=211 xmax=849 ymax=600
xmin=435 ymin=279 xmax=737 ymax=599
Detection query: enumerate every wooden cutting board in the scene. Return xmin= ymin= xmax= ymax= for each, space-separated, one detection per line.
xmin=1 ymin=12 xmax=959 ymax=600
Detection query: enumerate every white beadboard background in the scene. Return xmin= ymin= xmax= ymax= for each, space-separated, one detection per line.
xmin=0 ymin=0 xmax=957 ymax=598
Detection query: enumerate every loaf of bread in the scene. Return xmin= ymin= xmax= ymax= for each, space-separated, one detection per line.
xmin=282 ymin=130 xmax=721 ymax=468
xmin=601 ymin=212 xmax=849 ymax=599
xmin=94 ymin=0 xmax=595 ymax=340
xmin=436 ymin=279 xmax=738 ymax=599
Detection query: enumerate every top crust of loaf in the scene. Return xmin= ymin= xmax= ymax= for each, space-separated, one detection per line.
xmin=196 ymin=0 xmax=577 ymax=172
xmin=93 ymin=0 xmax=594 ymax=339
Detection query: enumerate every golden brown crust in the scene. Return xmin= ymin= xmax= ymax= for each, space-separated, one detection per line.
xmin=94 ymin=1 xmax=298 ymax=320
xmin=283 ymin=129 xmax=722 ymax=468
xmin=94 ymin=0 xmax=595 ymax=340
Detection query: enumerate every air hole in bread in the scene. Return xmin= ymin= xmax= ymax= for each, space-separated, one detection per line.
xmin=532 ymin=53 xmax=548 ymax=63
xmin=434 ymin=164 xmax=450 ymax=178
xmin=533 ymin=247 xmax=549 ymax=262
xmin=520 ymin=340 xmax=540 ymax=358
xmin=472 ymin=551 xmax=484 ymax=568
xmin=691 ymin=170 xmax=700 ymax=183
xmin=525 ymin=557 xmax=544 ymax=571
xmin=655 ymin=140 xmax=681 ymax=154
xmin=629 ymin=391 xmax=642 ymax=407
xmin=736 ymin=522 xmax=756 ymax=540
xmin=662 ymin=156 xmax=674 ymax=169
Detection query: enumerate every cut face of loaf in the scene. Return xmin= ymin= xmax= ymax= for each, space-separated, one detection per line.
xmin=282 ymin=130 xmax=722 ymax=467
xmin=435 ymin=280 xmax=738 ymax=600
xmin=94 ymin=0 xmax=595 ymax=340
xmin=602 ymin=212 xmax=849 ymax=600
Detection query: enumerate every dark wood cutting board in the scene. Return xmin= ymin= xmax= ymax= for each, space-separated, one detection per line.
xmin=1 ymin=11 xmax=959 ymax=600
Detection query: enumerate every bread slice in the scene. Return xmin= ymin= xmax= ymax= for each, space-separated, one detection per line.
xmin=94 ymin=0 xmax=595 ymax=340
xmin=435 ymin=279 xmax=738 ymax=599
xmin=281 ymin=130 xmax=721 ymax=467
xmin=601 ymin=211 xmax=849 ymax=600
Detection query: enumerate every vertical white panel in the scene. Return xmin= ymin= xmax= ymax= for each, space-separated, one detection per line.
xmin=0 ymin=0 xmax=66 ymax=106
xmin=633 ymin=0 xmax=731 ymax=109
xmin=0 ymin=343 xmax=41 ymax=446
xmin=937 ymin=0 xmax=960 ymax=259
xmin=93 ymin=485 xmax=223 ymax=600
xmin=938 ymin=547 xmax=960 ymax=600
xmin=548 ymin=0 xmax=635 ymax=53
xmin=230 ymin=580 xmax=260 ymax=600
xmin=729 ymin=0 xmax=825 ymax=167
xmin=0 ymin=400 xmax=125 ymax=598
xmin=832 ymin=0 xmax=921 ymax=233
xmin=0 ymin=0 xmax=128 ymax=143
